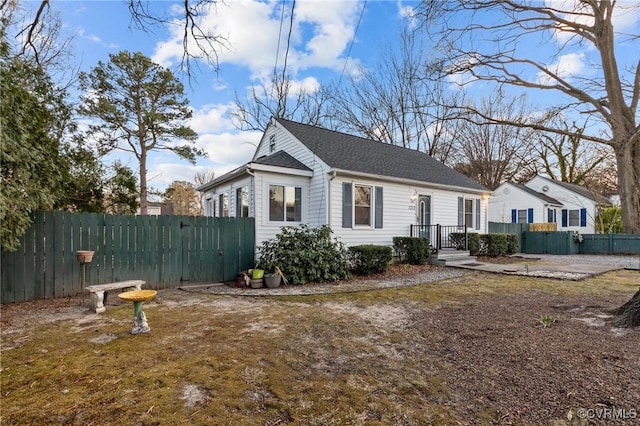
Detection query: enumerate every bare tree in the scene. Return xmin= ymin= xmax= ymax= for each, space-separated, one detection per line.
xmin=231 ymin=71 xmax=332 ymax=133
xmin=418 ymin=0 xmax=640 ymax=233
xmin=532 ymin=120 xmax=612 ymax=186
xmin=194 ymin=169 xmax=215 ymax=213
xmin=451 ymin=94 xmax=536 ymax=190
xmin=1 ymin=0 xmax=78 ymax=87
xmin=5 ymin=0 xmax=229 ymax=77
xmin=329 ymin=30 xmax=462 ymax=163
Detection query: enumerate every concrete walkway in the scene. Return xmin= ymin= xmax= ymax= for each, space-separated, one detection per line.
xmin=445 ymin=256 xmax=624 ymax=280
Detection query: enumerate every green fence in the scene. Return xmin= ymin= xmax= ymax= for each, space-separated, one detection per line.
xmin=521 ymin=231 xmax=580 ymax=255
xmin=578 ymin=234 xmax=640 ymax=254
xmin=1 ymin=211 xmax=255 ymax=304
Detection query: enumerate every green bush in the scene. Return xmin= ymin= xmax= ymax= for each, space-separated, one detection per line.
xmin=256 ymin=225 xmax=351 ymax=285
xmin=450 ymin=232 xmax=519 ymax=256
xmin=392 ymin=237 xmax=431 ymax=265
xmin=349 ymin=245 xmax=392 ymax=276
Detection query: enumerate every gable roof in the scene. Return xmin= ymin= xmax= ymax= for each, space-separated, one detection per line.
xmin=276 ymin=118 xmax=488 ymax=192
xmin=534 ymin=176 xmax=596 ymax=201
xmin=511 ymin=183 xmax=562 ymax=205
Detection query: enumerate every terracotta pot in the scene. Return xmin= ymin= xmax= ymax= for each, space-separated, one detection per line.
xmin=76 ymin=250 xmax=95 ymax=264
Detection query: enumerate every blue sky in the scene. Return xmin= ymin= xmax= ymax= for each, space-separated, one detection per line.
xmin=35 ymin=0 xmax=416 ymax=193
xmin=17 ymin=1 xmax=639 ymax=194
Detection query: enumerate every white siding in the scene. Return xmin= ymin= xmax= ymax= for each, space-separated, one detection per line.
xmin=202 ymin=176 xmax=253 ymax=218
xmin=489 ymin=183 xmax=548 ymax=223
xmin=255 ymin=121 xmax=332 ymax=228
xmin=526 ymin=177 xmax=597 ymax=233
xmin=253 ymin=171 xmax=311 ymax=249
xmin=329 ymin=176 xmax=487 ymax=247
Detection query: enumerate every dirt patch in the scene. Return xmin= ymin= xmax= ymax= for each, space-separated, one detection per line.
xmin=411 ymin=292 xmax=640 ymax=424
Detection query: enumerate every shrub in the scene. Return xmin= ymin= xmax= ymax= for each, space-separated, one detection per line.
xmin=256 ymin=225 xmax=351 ymax=285
xmin=450 ymin=232 xmax=519 ymax=256
xmin=349 ymin=245 xmax=392 ymax=276
xmin=392 ymin=237 xmax=431 ymax=265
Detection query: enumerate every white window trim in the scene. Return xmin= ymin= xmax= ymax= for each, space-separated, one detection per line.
xmin=353 ymin=183 xmax=373 ymax=228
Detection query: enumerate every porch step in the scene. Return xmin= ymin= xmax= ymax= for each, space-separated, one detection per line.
xmin=429 ymin=249 xmax=477 ymax=266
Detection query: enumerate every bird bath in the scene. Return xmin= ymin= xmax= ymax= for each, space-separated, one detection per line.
xmin=118 ymin=290 xmax=157 ymax=334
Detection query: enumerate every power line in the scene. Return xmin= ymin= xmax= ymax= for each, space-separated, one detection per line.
xmin=337 ymin=0 xmax=367 ymax=89
xmin=273 ymin=0 xmax=287 ymax=78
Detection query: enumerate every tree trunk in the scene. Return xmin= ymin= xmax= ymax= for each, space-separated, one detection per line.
xmin=139 ymin=149 xmax=147 ymax=215
xmin=614 ymin=140 xmax=640 ymax=234
xmin=613 ymin=288 xmax=640 ymax=328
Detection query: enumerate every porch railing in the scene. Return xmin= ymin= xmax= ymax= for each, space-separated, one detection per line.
xmin=410 ymin=224 xmax=468 ymax=251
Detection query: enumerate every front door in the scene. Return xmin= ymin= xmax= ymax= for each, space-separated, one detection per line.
xmin=418 ymin=195 xmax=432 ymax=245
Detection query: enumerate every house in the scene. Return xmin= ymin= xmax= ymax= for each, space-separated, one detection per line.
xmin=489 ymin=176 xmax=609 ymax=234
xmin=197 ymin=118 xmax=491 ymax=251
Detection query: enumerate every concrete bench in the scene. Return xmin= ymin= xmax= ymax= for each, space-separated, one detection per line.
xmin=85 ymin=280 xmax=145 ymax=313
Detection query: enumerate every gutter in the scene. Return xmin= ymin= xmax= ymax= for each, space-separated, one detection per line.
xmin=328 ymin=168 xmax=490 ymax=196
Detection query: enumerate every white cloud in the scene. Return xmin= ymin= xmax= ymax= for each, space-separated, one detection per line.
xmin=547 ymin=0 xmax=640 ymax=45
xmin=152 ymin=0 xmax=363 ymax=78
xmin=537 ymin=52 xmax=586 ymax=85
xmin=189 ymin=102 xmax=238 ymax=135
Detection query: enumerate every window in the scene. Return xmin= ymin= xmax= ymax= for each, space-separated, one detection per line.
xmin=517 ymin=209 xmax=528 ymax=224
xmin=219 ymin=193 xmax=228 ymax=217
xmin=547 ymin=208 xmax=556 ymax=223
xmin=206 ymin=198 xmax=214 ymax=216
xmin=354 ymin=185 xmax=372 ymax=226
xmin=342 ymin=183 xmax=383 ymax=228
xmin=464 ymin=199 xmax=474 ymax=228
xmin=269 ymin=185 xmax=301 ymax=222
xmin=568 ymin=209 xmax=579 ymax=227
xmin=236 ymin=187 xmax=249 ymax=217
xmin=511 ymin=208 xmax=533 ymax=224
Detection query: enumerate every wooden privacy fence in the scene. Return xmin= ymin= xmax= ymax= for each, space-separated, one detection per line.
xmin=1 ymin=211 xmax=255 ymax=304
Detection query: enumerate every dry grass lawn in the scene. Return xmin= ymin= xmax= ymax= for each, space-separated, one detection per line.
xmin=1 ymin=268 xmax=639 ymax=425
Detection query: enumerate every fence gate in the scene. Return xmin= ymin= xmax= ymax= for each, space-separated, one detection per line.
xmin=1 ymin=212 xmax=255 ymax=304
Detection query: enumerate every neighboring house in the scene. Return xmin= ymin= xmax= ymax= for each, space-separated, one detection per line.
xmin=489 ymin=176 xmax=609 ymax=234
xmin=197 ymin=118 xmax=491 ymax=250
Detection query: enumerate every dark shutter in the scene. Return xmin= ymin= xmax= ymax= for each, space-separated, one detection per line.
xmin=475 ymin=199 xmax=481 ymax=230
xmin=219 ymin=194 xmax=224 ymax=217
xmin=527 ymin=208 xmax=534 ymax=223
xmin=561 ymin=209 xmax=568 ymax=227
xmin=511 ymin=209 xmax=517 ymax=224
xmin=342 ymin=183 xmax=352 ymax=228
xmin=236 ymin=188 xmax=242 ymax=217
xmin=458 ymin=197 xmax=464 ymax=226
xmin=580 ymin=208 xmax=587 ymax=227
xmin=294 ymin=187 xmax=302 ymax=222
xmin=374 ymin=186 xmax=383 ymax=229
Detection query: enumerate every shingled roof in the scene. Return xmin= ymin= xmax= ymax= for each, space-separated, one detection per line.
xmin=253 ymin=150 xmax=312 ymax=171
xmin=513 ymin=183 xmax=562 ymax=205
xmin=276 ymin=118 xmax=487 ymax=191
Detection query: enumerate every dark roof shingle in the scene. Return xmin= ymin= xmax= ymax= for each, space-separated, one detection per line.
xmin=277 ymin=118 xmax=487 ymax=191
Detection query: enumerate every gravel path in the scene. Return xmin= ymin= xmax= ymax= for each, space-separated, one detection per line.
xmin=181 ymin=265 xmax=469 ymax=297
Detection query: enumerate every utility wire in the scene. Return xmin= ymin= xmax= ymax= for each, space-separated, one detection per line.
xmin=337 ymin=0 xmax=367 ymax=89
xmin=273 ymin=0 xmax=286 ymax=79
